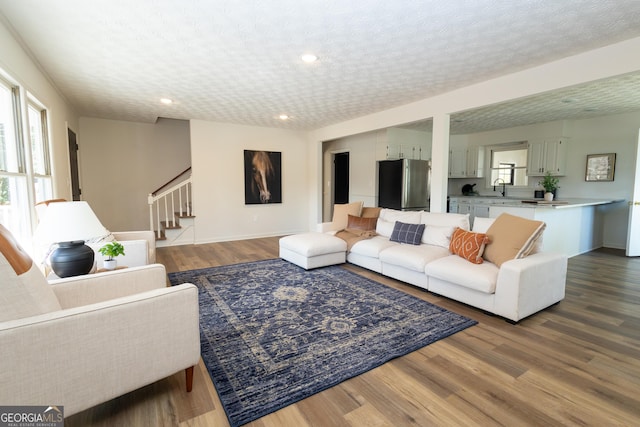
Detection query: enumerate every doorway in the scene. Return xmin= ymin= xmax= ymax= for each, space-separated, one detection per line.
xmin=333 ymin=152 xmax=349 ymax=205
xmin=68 ymin=128 xmax=81 ymax=201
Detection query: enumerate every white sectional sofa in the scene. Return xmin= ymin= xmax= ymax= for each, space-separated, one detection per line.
xmin=281 ymin=208 xmax=567 ymax=322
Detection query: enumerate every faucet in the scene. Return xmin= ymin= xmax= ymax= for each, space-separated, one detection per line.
xmin=493 ymin=178 xmax=506 ymax=197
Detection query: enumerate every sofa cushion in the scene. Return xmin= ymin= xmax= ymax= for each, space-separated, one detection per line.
xmin=361 ymin=207 xmax=382 ymax=218
xmin=421 ymin=211 xmax=470 ymax=230
xmin=376 ymin=209 xmax=422 ymax=238
xmin=331 ymin=202 xmax=363 ymax=231
xmin=390 ymin=221 xmax=425 ymax=245
xmin=425 ymin=255 xmax=499 ymax=294
xmin=472 ymin=217 xmax=495 ymax=233
xmin=346 ymin=214 xmax=377 ymax=231
xmin=449 ymin=228 xmax=489 ymax=264
xmin=350 ymin=236 xmax=397 ymax=258
xmin=422 ymin=225 xmax=456 ymax=248
xmin=379 ymin=244 xmax=450 ymax=272
xmin=483 ymin=213 xmax=545 ymax=267
xmin=279 ymin=233 xmax=347 ymax=257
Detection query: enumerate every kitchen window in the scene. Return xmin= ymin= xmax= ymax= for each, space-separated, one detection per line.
xmin=488 ymin=142 xmax=528 ymax=187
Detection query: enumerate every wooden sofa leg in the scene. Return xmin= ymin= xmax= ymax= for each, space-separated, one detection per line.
xmin=185 ymin=366 xmax=194 ymax=392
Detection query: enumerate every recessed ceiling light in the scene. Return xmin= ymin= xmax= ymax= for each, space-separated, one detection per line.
xmin=301 ymin=53 xmax=318 ymax=63
xmin=560 ymin=98 xmax=578 ymax=104
xmin=279 ymin=114 xmax=290 ymax=120
xmin=160 ymin=98 xmax=173 ymax=105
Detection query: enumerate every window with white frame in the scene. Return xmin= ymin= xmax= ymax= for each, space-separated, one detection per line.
xmin=0 ymin=74 xmax=53 ymax=249
xmin=488 ymin=142 xmax=529 ymax=187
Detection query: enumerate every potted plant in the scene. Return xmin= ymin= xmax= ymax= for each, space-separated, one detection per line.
xmin=538 ymin=171 xmax=560 ymax=201
xmin=98 ymin=241 xmax=125 ymax=270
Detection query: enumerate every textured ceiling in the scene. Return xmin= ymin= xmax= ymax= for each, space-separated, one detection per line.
xmin=1 ymin=0 xmax=640 ymax=132
xmin=402 ymin=71 xmax=640 ymax=134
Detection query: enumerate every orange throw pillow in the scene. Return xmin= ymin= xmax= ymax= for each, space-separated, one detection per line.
xmin=449 ymin=227 xmax=490 ymax=264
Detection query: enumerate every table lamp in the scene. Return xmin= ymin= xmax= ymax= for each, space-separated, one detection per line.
xmin=34 ymin=201 xmax=109 ymax=277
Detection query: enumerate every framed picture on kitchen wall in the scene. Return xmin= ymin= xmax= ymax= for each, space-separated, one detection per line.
xmin=585 ymin=153 xmax=616 ymax=182
xmin=244 ymin=150 xmax=282 ymax=204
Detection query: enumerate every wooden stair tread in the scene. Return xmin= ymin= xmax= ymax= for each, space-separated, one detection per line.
xmin=155 ymin=213 xmax=195 ymax=241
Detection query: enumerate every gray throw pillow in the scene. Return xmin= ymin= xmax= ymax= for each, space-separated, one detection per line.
xmin=390 ymin=221 xmax=425 ymax=245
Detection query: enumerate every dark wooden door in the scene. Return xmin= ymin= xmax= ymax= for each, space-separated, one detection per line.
xmin=334 ymin=152 xmax=349 ymax=204
xmin=68 ymin=128 xmax=81 ymax=201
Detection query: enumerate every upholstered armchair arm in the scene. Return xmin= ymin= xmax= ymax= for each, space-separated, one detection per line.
xmin=494 ymin=252 xmax=568 ymax=322
xmin=0 ymin=284 xmax=200 ymax=417
xmin=112 ymin=230 xmax=156 ymax=264
xmin=50 ymin=264 xmax=168 ymax=308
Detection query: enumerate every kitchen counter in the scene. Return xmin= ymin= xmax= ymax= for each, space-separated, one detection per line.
xmin=449 ymin=196 xmax=625 ymax=257
xmin=449 ymin=196 xmax=623 ymax=208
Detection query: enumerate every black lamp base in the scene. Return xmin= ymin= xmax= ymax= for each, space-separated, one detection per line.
xmin=50 ymin=240 xmax=95 ymax=278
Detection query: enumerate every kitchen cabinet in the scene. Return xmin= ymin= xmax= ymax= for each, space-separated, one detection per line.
xmin=466 ymin=146 xmax=485 ymax=178
xmin=449 ymin=146 xmax=484 ymax=178
xmin=450 ymin=199 xmax=489 ymax=224
xmin=449 ymin=197 xmax=505 ymax=225
xmin=449 ymin=147 xmax=467 ymax=177
xmin=457 ymin=200 xmax=471 ymax=216
xmin=473 ymin=204 xmax=490 ymax=219
xmin=386 ymin=144 xmax=426 ymax=160
xmin=527 ymin=139 xmax=567 ymax=176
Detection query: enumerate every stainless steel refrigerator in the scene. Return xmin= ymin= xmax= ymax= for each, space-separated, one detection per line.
xmin=377 ymin=159 xmax=430 ymax=210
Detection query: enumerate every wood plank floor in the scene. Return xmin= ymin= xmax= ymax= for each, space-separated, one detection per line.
xmin=66 ymin=239 xmax=640 ymax=426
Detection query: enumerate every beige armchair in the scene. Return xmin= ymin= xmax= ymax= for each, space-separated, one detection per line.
xmin=0 ymin=224 xmax=200 ymax=417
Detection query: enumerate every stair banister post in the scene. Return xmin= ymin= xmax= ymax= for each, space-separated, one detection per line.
xmin=156 ymin=200 xmax=161 ymax=239
xmin=148 ymin=193 xmax=157 ymax=238
xmin=171 ymin=192 xmax=176 ymax=227
xmin=186 ymin=181 xmax=191 ymax=216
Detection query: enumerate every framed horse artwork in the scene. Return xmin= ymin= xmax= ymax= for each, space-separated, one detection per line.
xmin=244 ymin=150 xmax=282 ymax=204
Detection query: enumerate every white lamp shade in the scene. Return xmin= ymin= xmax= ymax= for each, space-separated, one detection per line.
xmin=34 ymin=201 xmax=109 ymax=244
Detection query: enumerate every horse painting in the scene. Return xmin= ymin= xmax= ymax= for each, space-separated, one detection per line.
xmin=244 ymin=150 xmax=282 ymax=204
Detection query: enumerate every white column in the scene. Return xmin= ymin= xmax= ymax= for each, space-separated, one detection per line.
xmin=430 ymin=114 xmax=451 ymax=213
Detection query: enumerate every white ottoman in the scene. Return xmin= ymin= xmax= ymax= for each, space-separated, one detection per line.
xmin=279 ymin=233 xmax=347 ymax=269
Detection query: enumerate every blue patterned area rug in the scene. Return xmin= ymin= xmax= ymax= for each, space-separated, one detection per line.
xmin=168 ymin=259 xmax=477 ymax=427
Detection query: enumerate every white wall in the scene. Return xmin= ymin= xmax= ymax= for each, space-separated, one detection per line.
xmin=0 ymin=18 xmax=78 ymax=202
xmin=322 ymin=130 xmax=382 ymax=220
xmin=564 ymin=112 xmax=640 ymax=248
xmin=190 ymin=120 xmax=308 ymax=243
xmin=321 ymin=128 xmax=432 ymax=220
xmin=78 ymin=117 xmax=191 ymax=231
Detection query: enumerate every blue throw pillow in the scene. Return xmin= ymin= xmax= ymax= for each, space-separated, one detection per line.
xmin=389 ymin=221 xmax=425 ymax=245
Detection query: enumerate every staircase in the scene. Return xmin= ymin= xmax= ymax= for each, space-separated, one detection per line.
xmin=148 ymin=168 xmax=195 ymax=247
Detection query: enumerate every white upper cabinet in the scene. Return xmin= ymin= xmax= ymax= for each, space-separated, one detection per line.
xmin=449 ymin=146 xmax=467 ymax=177
xmin=527 ymin=138 xmax=568 ymax=176
xmin=449 ymin=145 xmax=484 ymax=178
xmin=466 ymin=146 xmax=485 ymax=178
xmin=383 ymin=128 xmax=431 ymax=161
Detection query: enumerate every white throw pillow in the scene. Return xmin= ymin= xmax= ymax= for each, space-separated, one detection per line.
xmin=421 ymin=212 xmax=470 ymax=230
xmin=421 ymin=225 xmax=456 ymax=248
xmin=472 ymin=217 xmax=496 ymax=233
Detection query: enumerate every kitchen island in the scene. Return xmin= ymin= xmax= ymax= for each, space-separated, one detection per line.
xmin=449 ymin=196 xmax=624 ymax=257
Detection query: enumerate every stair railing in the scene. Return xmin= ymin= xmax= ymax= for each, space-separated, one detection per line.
xmin=148 ymin=175 xmax=192 ymax=239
